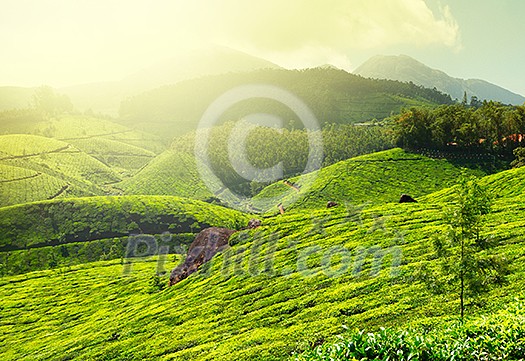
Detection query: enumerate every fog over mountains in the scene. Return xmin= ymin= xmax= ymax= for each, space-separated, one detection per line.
xmin=2 ymin=49 xmax=524 ymax=116
xmin=354 ymin=54 xmax=525 ymax=105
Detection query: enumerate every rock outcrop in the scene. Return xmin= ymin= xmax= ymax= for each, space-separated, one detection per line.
xmin=247 ymin=219 xmax=262 ymax=229
xmin=169 ymin=227 xmax=235 ymax=286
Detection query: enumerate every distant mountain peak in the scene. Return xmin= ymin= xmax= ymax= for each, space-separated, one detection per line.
xmin=355 ymin=54 xmax=525 ymax=105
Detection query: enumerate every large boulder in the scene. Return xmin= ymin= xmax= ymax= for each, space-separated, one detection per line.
xmin=169 ymin=227 xmax=235 ymax=286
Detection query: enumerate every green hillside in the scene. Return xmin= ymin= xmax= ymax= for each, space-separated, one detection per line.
xmin=118 ymin=67 xmax=452 ymax=139
xmin=0 ymin=164 xmax=523 ymax=360
xmin=66 ymin=137 xmax=156 ymax=175
xmin=251 ymin=148 xmax=486 ymax=213
xmin=0 ymin=195 xmax=248 ymax=275
xmin=0 ymin=115 xmax=170 ymax=205
xmin=0 ymin=163 xmax=92 ymax=207
xmin=0 ymin=134 xmax=120 ymax=199
xmin=118 ymin=150 xmax=215 ymax=200
xmin=30 ymin=115 xmax=166 ymax=154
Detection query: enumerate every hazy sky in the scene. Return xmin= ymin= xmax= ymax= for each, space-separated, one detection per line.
xmin=1 ymin=0 xmax=524 ymax=96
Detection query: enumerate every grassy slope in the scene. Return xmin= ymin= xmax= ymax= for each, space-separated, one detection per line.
xmin=0 ymin=195 xmax=248 ymax=251
xmin=0 ymin=163 xmax=90 ymax=206
xmin=0 ymin=115 xmax=169 ymax=206
xmin=251 ymin=148 xmax=486 ymax=213
xmin=0 ymin=134 xmax=121 ymax=206
xmin=117 ymin=150 xmax=214 ymax=200
xmin=1 ymin=163 xmax=524 ymax=360
xmin=66 ymin=137 xmax=156 ymax=174
xmin=30 ymin=115 xmax=165 ymax=155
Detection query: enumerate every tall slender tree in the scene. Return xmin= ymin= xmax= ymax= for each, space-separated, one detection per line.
xmin=434 ymin=176 xmax=507 ymax=319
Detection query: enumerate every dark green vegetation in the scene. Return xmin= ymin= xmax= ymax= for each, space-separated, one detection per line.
xmin=1 ymin=156 xmax=524 ymax=360
xmin=119 ymin=67 xmax=452 ymax=139
xmin=511 ymin=147 xmax=525 ymax=168
xmin=436 ymin=177 xmax=505 ymax=320
xmin=393 ymin=101 xmax=525 ymax=155
xmin=0 ymin=196 xmax=247 ymax=275
xmin=164 ymin=123 xmax=394 ymax=201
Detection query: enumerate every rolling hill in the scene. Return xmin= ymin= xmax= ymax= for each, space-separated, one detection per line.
xmin=118 ymin=67 xmax=452 ymax=139
xmin=0 ymin=195 xmax=248 ymax=275
xmin=251 ymin=148 xmax=486 ymax=213
xmin=118 ymin=150 xmax=215 ymax=201
xmin=0 ymin=114 xmax=171 ymax=206
xmin=0 ymin=156 xmax=523 ymax=360
xmin=354 ymin=54 xmax=525 ymax=105
xmin=0 ymin=163 xmax=92 ymax=206
xmin=0 ymin=134 xmax=120 ymax=204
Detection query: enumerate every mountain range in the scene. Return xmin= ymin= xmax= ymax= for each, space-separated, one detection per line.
xmin=354 ymin=54 xmax=525 ymax=105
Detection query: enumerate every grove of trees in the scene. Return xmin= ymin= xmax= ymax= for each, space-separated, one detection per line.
xmin=393 ymin=101 xmax=525 ymax=155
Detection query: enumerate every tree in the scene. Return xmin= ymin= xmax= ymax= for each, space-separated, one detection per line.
xmin=511 ymin=147 xmax=525 ymax=168
xmin=393 ymin=107 xmax=435 ymax=149
xmin=433 ymin=177 xmax=507 ymax=319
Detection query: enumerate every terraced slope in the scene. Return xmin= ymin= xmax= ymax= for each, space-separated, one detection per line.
xmin=67 ymin=137 xmax=156 ymax=175
xmin=0 ymin=164 xmax=91 ymax=206
xmin=32 ymin=115 xmax=165 ymax=154
xmin=251 ymin=148 xmax=486 ymax=213
xmin=0 ymin=134 xmax=123 ymax=206
xmin=0 ymin=163 xmax=523 ymax=360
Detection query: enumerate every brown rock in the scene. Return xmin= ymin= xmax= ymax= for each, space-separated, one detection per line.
xmin=169 ymin=227 xmax=235 ymax=286
xmin=247 ymin=218 xmax=262 ymax=229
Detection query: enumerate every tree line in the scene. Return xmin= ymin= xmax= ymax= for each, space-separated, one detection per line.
xmin=173 ymin=122 xmax=393 ymax=196
xmin=392 ymin=101 xmax=525 ymax=155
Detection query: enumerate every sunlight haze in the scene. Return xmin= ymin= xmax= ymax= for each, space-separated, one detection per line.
xmin=1 ymin=0 xmax=524 ymax=95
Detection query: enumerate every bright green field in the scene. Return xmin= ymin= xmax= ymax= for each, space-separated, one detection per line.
xmin=118 ymin=150 xmax=215 ymax=200
xmin=0 ymin=163 xmax=91 ymax=206
xmin=251 ymin=148 xmax=487 ymax=213
xmin=0 ymin=164 xmax=524 ymax=360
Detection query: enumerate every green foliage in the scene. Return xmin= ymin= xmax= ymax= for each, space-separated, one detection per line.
xmin=511 ymin=147 xmax=525 ymax=168
xmin=434 ymin=177 xmax=507 ymax=319
xmin=32 ymin=86 xmax=74 ymax=116
xmin=169 ymin=123 xmax=394 ymax=199
xmin=118 ymin=150 xmax=215 ymax=200
xmin=393 ymin=102 xmax=525 ymax=155
xmin=0 ymin=195 xmax=248 ymax=275
xmin=147 ymin=273 xmax=167 ymax=293
xmin=295 ymin=302 xmax=525 ymax=361
xmin=1 ymin=234 xmax=195 ymax=275
xmin=0 ymin=164 xmax=524 ymax=360
xmin=0 ymin=163 xmax=92 ymax=207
